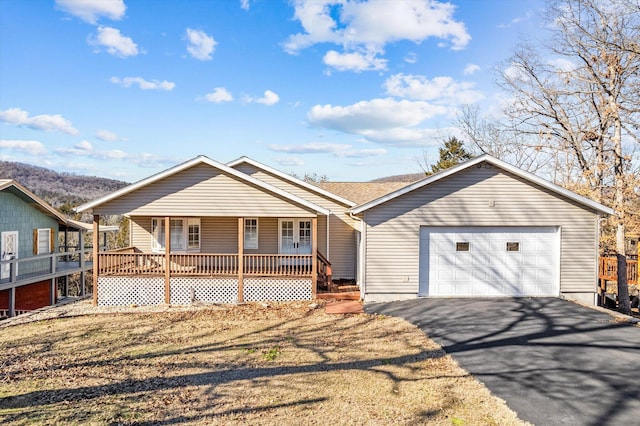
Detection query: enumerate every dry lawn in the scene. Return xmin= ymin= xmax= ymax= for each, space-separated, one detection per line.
xmin=0 ymin=301 xmax=525 ymax=425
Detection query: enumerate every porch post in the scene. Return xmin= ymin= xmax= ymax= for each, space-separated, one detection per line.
xmin=92 ymin=215 xmax=99 ymax=306
xmin=164 ymin=216 xmax=171 ymax=304
xmin=312 ymin=217 xmax=317 ymax=298
xmin=8 ymin=287 xmax=15 ymax=318
xmin=79 ymin=230 xmax=85 ymax=296
xmin=50 ymin=278 xmax=57 ymax=305
xmin=237 ymin=217 xmax=244 ymax=303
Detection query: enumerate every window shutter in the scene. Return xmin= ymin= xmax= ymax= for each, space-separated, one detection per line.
xmin=50 ymin=228 xmax=55 ymax=253
xmin=33 ymin=229 xmax=38 ymax=255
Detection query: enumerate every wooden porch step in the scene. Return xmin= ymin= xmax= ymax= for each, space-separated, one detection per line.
xmin=316 ymin=291 xmax=360 ymax=301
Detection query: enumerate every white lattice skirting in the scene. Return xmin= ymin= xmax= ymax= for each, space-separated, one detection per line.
xmin=170 ymin=278 xmax=239 ymax=304
xmin=98 ymin=277 xmax=165 ymax=306
xmin=97 ymin=276 xmax=312 ymax=306
xmin=243 ymin=278 xmax=312 ymax=302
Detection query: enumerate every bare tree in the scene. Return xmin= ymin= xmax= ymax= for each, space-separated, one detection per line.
xmin=496 ymin=0 xmax=640 ymax=314
xmin=454 ymin=105 xmax=558 ymax=176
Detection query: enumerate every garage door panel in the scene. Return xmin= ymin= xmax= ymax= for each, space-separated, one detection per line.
xmin=419 ymin=226 xmax=559 ymax=297
xmin=454 ymin=268 xmax=472 ymax=281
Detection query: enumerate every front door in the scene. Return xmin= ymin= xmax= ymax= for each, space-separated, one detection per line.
xmin=279 ymin=219 xmax=312 ymax=254
xmin=1 ymin=231 xmax=18 ymax=279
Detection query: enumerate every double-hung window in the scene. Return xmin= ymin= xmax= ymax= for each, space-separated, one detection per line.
xmin=36 ymin=228 xmax=52 ymax=254
xmin=244 ymin=218 xmax=258 ymax=249
xmin=151 ymin=218 xmax=200 ymax=252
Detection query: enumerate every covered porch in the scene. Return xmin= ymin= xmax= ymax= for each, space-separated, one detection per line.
xmin=92 ymin=216 xmax=333 ymax=306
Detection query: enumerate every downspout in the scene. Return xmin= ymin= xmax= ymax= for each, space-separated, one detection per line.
xmin=596 ymin=216 xmax=607 ymax=306
xmin=349 ymin=211 xmax=364 ymax=300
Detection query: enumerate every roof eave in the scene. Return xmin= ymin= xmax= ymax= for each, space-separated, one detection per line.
xmin=227 ymin=156 xmax=357 ymax=207
xmin=76 ymin=155 xmax=330 ymax=216
xmin=351 ymin=154 xmax=614 ymax=216
xmin=1 ymin=179 xmax=69 ymax=223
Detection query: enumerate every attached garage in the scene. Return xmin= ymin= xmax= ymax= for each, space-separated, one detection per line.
xmin=419 ymin=226 xmax=559 ymax=297
xmin=352 ymin=155 xmax=614 ymax=305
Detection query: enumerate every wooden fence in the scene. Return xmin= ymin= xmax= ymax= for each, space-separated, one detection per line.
xmin=598 ymin=257 xmax=638 ymax=287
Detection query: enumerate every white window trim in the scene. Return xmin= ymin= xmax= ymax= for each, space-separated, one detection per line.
xmin=151 ymin=217 xmax=201 ymax=253
xmin=187 ymin=218 xmax=201 ymax=251
xmin=37 ymin=228 xmax=51 ymax=255
xmin=244 ymin=218 xmax=259 ymax=250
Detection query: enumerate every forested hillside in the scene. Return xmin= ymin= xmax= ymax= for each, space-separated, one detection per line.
xmin=0 ymin=161 xmax=128 ymax=212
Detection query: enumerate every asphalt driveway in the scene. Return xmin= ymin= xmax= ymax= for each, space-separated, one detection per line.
xmin=365 ymin=298 xmax=640 ymax=425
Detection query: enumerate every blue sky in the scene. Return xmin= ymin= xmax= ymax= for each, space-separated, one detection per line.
xmin=0 ymin=0 xmax=545 ymax=182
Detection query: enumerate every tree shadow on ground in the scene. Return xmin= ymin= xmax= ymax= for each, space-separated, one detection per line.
xmin=0 ymin=308 xmax=467 ymax=425
xmin=366 ymin=297 xmax=640 ymax=426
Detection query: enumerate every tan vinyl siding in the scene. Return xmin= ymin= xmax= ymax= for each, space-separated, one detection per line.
xmin=128 ymin=216 xmax=285 ymax=255
xmin=244 ymin=217 xmax=278 ymax=254
xmin=131 ymin=217 xmax=152 ymax=252
xmin=363 ymin=164 xmax=599 ymax=295
xmin=94 ymin=163 xmax=315 ymax=217
xmin=201 ymin=217 xmax=237 ymax=253
xmin=232 ymin=163 xmax=358 ymax=279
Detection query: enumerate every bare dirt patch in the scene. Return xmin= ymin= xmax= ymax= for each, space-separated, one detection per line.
xmin=0 ymin=301 xmax=525 ymax=425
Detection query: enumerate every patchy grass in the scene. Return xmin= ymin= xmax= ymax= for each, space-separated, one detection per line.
xmin=0 ymin=302 xmax=525 ymax=425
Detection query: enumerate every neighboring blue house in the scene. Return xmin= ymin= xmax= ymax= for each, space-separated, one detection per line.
xmin=0 ymin=179 xmax=95 ymax=317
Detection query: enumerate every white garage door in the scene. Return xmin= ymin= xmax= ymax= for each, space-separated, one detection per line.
xmin=419 ymin=227 xmax=559 ymax=297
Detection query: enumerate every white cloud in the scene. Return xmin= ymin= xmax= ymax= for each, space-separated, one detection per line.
xmin=89 ymin=26 xmax=139 ymax=57
xmin=464 ymin=64 xmax=480 ymax=75
xmin=308 ymin=98 xmax=447 ymax=133
xmin=245 ymin=90 xmax=280 ymax=106
xmin=186 ymin=28 xmax=216 ymax=60
xmin=498 ymin=10 xmax=534 ymax=28
xmin=0 ymin=139 xmax=47 ymax=155
xmin=0 ymin=107 xmax=79 ymax=135
xmin=75 ymin=140 xmax=93 ymax=150
xmin=358 ymin=127 xmax=445 ymax=146
xmin=549 ymin=57 xmax=577 ymax=72
xmin=323 ymin=50 xmax=387 ymax=72
xmin=204 ymin=87 xmax=233 ymax=103
xmin=240 ymin=0 xmax=251 ymax=10
xmin=56 ymin=0 xmax=126 ymax=24
xmin=306 ymin=98 xmax=463 ymax=146
xmin=56 ymin=144 xmax=128 ymax=160
xmin=110 ymin=76 xmax=175 ymax=90
xmin=53 ymin=140 xmax=176 ymax=168
xmin=284 ymin=0 xmax=470 ymax=71
xmin=384 ymin=73 xmax=483 ymax=104
xmin=269 ymin=142 xmax=387 ymax=158
xmin=273 ymin=156 xmax=305 ymax=167
xmin=96 ymin=129 xmax=127 ymax=141
xmin=404 ymin=52 xmax=417 ymax=64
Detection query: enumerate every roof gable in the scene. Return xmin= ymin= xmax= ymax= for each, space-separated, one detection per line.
xmin=76 ymin=156 xmax=330 ymax=215
xmin=227 ymin=156 xmax=357 ymax=207
xmin=351 ymin=155 xmax=614 ymax=216
xmin=0 ymin=179 xmax=68 ymax=224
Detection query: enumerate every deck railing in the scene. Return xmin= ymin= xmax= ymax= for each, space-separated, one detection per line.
xmin=170 ymin=253 xmax=239 ymax=275
xmin=1 ymin=248 xmax=92 ymax=288
xmin=98 ymin=251 xmax=318 ymax=277
xmin=317 ymin=251 xmax=332 ymax=291
xmin=598 ymin=256 xmax=638 ymax=286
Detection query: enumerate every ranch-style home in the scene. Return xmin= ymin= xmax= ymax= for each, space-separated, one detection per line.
xmin=76 ymin=154 xmax=613 ymax=307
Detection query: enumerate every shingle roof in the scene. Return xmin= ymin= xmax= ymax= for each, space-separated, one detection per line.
xmin=314 ymin=181 xmax=414 ymax=205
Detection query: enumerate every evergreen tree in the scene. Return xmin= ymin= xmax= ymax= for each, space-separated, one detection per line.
xmin=430 ymin=137 xmax=473 ymax=174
